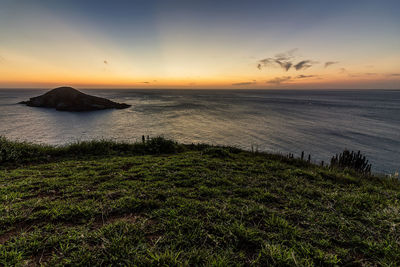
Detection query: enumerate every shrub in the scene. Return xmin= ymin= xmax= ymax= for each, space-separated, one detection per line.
xmin=0 ymin=136 xmax=51 ymax=163
xmin=62 ymin=140 xmax=132 ymax=156
xmin=144 ymin=136 xmax=179 ymax=154
xmin=330 ymin=150 xmax=372 ymax=175
xmin=0 ymin=136 xmax=181 ymax=164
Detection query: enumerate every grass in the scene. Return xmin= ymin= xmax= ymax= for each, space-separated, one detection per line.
xmin=0 ymin=137 xmax=399 ymax=266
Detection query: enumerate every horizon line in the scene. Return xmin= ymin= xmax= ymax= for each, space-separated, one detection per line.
xmin=1 ymin=87 xmax=399 ymax=91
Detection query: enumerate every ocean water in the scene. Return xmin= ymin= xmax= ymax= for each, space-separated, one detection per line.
xmin=0 ymin=89 xmax=399 ymax=174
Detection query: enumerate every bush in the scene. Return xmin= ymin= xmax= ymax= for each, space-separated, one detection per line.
xmin=0 ymin=137 xmax=52 ymax=163
xmin=62 ymin=140 xmax=133 ymax=156
xmin=144 ymin=136 xmax=179 ymax=154
xmin=330 ymin=150 xmax=372 ymax=175
xmin=0 ymin=136 xmax=182 ymax=165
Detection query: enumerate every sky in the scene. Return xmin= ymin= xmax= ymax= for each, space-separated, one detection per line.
xmin=0 ymin=0 xmax=399 ymax=89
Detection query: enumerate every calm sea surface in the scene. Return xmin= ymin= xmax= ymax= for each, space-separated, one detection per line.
xmin=0 ymin=89 xmax=399 ymax=173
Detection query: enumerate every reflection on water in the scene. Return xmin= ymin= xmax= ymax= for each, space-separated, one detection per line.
xmin=0 ymin=89 xmax=399 ymax=173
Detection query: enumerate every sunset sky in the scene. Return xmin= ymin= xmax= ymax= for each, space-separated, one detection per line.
xmin=0 ymin=0 xmax=399 ymax=89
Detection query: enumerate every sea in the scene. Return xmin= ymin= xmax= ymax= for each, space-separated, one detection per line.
xmin=0 ymin=89 xmax=399 ymax=174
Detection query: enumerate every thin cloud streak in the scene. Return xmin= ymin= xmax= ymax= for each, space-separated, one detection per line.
xmin=296 ymin=75 xmax=316 ymax=79
xmin=294 ymin=60 xmax=316 ymax=71
xmin=266 ymin=76 xmax=292 ymax=85
xmin=232 ymin=81 xmax=257 ymax=86
xmin=324 ymin=61 xmax=339 ymax=68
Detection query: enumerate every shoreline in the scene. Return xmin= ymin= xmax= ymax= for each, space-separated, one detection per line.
xmin=1 ymin=136 xmax=397 ymax=178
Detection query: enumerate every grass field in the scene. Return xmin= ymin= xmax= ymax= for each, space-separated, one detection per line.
xmin=0 ymin=137 xmax=399 ymax=266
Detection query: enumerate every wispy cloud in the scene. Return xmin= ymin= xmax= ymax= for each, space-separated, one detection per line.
xmin=324 ymin=61 xmax=339 ymax=68
xmin=275 ymin=48 xmax=298 ymax=60
xmin=257 ymin=49 xmax=297 ymax=72
xmin=232 ymin=80 xmax=257 ymax=86
xmin=348 ymin=72 xmax=400 ymax=78
xmin=276 ymin=61 xmax=293 ymax=71
xmin=257 ymin=49 xmax=317 ymax=72
xmin=266 ymin=75 xmax=321 ymax=85
xmin=294 ymin=60 xmax=317 ymax=71
xmin=139 ymin=80 xmax=158 ymax=84
xmin=296 ymin=75 xmax=316 ymax=79
xmin=267 ymin=76 xmax=292 ymax=85
xmin=347 ymin=72 xmax=379 ymax=78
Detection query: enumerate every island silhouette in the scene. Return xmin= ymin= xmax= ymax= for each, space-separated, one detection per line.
xmin=19 ymin=86 xmax=131 ymax=111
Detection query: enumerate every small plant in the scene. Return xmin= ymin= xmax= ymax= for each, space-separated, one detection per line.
xmin=202 ymin=147 xmax=231 ymax=158
xmin=330 ymin=150 xmax=372 ymax=175
xmin=251 ymin=144 xmax=259 ymax=154
xmin=144 ymin=136 xmax=179 ymax=154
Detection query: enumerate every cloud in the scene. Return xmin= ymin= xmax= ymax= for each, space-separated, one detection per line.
xmin=388 ymin=73 xmax=400 ymax=77
xmin=296 ymin=75 xmax=316 ymax=79
xmin=276 ymin=60 xmax=292 ymax=71
xmin=138 ymin=81 xmax=156 ymax=84
xmin=275 ymin=48 xmax=298 ymax=60
xmin=257 ymin=50 xmax=318 ymax=72
xmin=294 ymin=60 xmax=316 ymax=71
xmin=267 ymin=76 xmax=292 ymax=85
xmin=139 ymin=80 xmax=158 ymax=84
xmin=266 ymin=75 xmax=320 ymax=85
xmin=339 ymin=68 xmax=347 ymax=74
xmin=324 ymin=61 xmax=339 ymax=68
xmin=232 ymin=81 xmax=257 ymax=86
xmin=257 ymin=49 xmax=297 ymax=72
xmin=103 ymin=60 xmax=108 ymax=64
xmin=347 ymin=72 xmax=379 ymax=78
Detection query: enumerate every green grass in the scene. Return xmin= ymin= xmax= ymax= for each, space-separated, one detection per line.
xmin=0 ymin=137 xmax=399 ymax=266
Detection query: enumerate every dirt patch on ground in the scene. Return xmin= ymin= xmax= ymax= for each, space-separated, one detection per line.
xmin=0 ymin=221 xmax=34 ymax=245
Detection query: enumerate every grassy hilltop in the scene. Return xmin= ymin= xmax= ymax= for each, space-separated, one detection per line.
xmin=0 ymin=137 xmax=399 ymax=266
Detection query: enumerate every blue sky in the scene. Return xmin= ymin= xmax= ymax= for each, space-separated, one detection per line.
xmin=0 ymin=0 xmax=399 ymax=88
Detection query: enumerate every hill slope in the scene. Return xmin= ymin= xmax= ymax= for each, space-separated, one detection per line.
xmin=19 ymin=87 xmax=131 ymax=111
xmin=0 ymin=140 xmax=399 ymax=266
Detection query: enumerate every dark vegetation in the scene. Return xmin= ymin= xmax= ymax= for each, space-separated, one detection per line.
xmin=0 ymin=136 xmax=399 ymax=266
xmin=19 ymin=87 xmax=131 ymax=111
xmin=0 ymin=136 xmax=181 ymax=165
xmin=330 ymin=150 xmax=372 ymax=175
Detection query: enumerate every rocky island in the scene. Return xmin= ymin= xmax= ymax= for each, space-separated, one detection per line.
xmin=19 ymin=86 xmax=131 ymax=111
